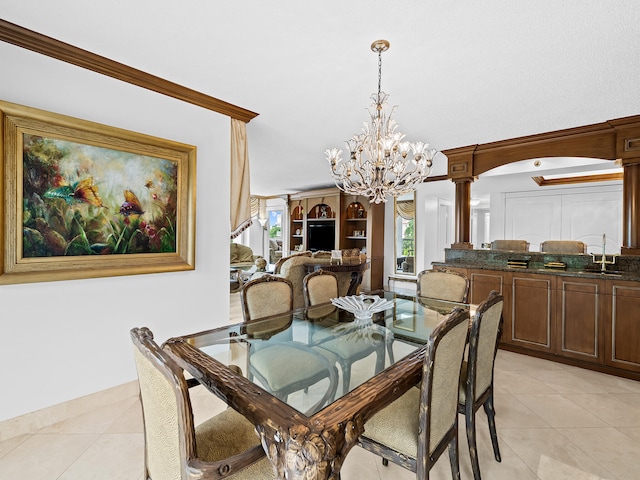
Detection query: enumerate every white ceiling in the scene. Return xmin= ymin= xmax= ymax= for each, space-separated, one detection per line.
xmin=2 ymin=0 xmax=639 ymax=197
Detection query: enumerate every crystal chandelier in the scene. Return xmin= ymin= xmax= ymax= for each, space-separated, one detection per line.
xmin=325 ymin=39 xmax=437 ymax=204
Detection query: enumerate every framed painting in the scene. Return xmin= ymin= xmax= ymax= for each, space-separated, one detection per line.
xmin=0 ymin=100 xmax=196 ymax=285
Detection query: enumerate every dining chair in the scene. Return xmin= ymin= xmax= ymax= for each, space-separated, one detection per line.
xmin=358 ymin=307 xmax=471 ymax=480
xmin=539 ymin=240 xmax=586 ymax=254
xmin=240 ymin=274 xmax=338 ymax=411
xmin=130 ymin=327 xmax=274 ymax=480
xmin=490 ymin=239 xmax=530 ymax=252
xmin=303 ymin=269 xmax=388 ymax=394
xmin=417 ymin=268 xmax=470 ymax=303
xmin=458 ymin=290 xmax=504 ymax=480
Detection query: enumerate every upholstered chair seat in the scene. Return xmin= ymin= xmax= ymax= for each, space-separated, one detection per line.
xmin=358 ymin=308 xmax=471 ymax=479
xmin=303 ymin=269 xmax=388 ymax=394
xmin=358 ymin=386 xmax=421 ymax=457
xmin=240 ymin=274 xmax=338 ymax=412
xmin=249 ymin=343 xmax=337 ymax=392
xmin=417 ymin=269 xmax=470 ymax=303
xmin=130 ymin=327 xmax=274 ymax=480
xmin=194 ymin=409 xmax=268 ymax=466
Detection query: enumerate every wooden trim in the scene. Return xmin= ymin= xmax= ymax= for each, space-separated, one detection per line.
xmin=441 ymin=118 xmax=640 ymax=178
xmin=532 ymin=172 xmax=623 ymax=186
xmin=0 ymin=19 xmax=259 ymax=123
xmin=423 ymin=174 xmax=449 ymax=183
xmin=441 ymin=115 xmax=640 ymax=249
xmin=472 ymin=124 xmax=618 ymax=176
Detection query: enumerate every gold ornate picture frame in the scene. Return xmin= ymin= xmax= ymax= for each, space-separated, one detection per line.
xmin=1 ymin=100 xmax=196 ymax=285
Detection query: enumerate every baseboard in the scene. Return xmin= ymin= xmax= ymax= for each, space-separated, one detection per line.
xmin=0 ymin=380 xmax=139 ymax=442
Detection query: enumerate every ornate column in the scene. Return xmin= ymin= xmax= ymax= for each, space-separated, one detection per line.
xmin=612 ymin=118 xmax=640 ymax=255
xmin=453 ymin=178 xmax=474 ymax=249
xmin=621 ymin=160 xmax=640 ymax=255
xmin=443 ymin=145 xmax=476 ymax=249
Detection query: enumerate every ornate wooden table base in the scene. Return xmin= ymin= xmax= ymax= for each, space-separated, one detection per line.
xmin=163 ymin=292 xmax=468 ymax=480
xmin=165 ymin=337 xmax=424 ymax=480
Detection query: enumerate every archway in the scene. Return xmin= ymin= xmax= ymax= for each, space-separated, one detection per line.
xmin=443 ymin=115 xmax=640 ymax=254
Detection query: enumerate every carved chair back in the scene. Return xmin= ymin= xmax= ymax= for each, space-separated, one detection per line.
xmin=417 ymin=269 xmax=470 ymax=303
xmin=303 ymin=269 xmax=339 ymax=307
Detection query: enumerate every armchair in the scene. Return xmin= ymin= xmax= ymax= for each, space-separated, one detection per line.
xmin=272 ymin=251 xmax=353 ymax=309
xmin=230 ymin=243 xmax=263 ymax=269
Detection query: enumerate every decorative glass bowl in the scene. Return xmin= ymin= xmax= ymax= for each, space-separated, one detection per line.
xmin=331 ymin=294 xmax=394 ymax=320
xmin=330 ymin=295 xmax=394 ymax=344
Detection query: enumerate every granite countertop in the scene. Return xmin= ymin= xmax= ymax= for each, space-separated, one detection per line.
xmin=433 ymin=261 xmax=640 ymax=281
xmin=434 ymin=248 xmax=640 ymax=282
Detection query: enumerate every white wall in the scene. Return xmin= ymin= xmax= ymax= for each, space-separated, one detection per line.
xmin=0 ymin=42 xmax=233 ymax=421
xmin=501 ymin=185 xmax=623 ymax=252
xmin=383 ymin=180 xmax=456 ymax=285
xmin=382 ymin=181 xmax=623 ymax=286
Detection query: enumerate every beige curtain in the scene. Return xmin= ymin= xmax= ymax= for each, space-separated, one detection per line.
xmin=250 ymin=196 xmax=267 ymax=223
xmin=396 ymin=199 xmax=415 ymax=220
xmin=250 ymin=196 xmax=260 ymax=218
xmin=230 ymin=118 xmax=252 ymax=238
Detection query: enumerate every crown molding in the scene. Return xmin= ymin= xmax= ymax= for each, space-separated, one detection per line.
xmin=0 ymin=19 xmax=259 ymax=123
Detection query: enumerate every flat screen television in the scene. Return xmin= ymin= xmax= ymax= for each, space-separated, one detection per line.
xmin=307 ymin=222 xmax=336 ymax=252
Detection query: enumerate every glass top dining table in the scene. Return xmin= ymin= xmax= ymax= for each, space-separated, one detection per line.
xmin=163 ymin=290 xmax=472 ymax=480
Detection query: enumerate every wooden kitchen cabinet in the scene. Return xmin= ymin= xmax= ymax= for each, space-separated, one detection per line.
xmin=605 ymin=280 xmax=640 ymax=373
xmin=434 ymin=258 xmax=640 ymax=380
xmin=467 ymin=269 xmax=505 ymax=305
xmin=507 ymin=272 xmax=556 ymax=353
xmin=555 ymin=276 xmax=606 ymax=364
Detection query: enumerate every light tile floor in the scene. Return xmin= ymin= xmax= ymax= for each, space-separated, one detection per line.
xmin=1 ymin=295 xmax=640 ymax=479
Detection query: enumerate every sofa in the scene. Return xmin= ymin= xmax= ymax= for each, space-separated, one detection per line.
xmin=230 ymin=243 xmax=262 ymax=269
xmin=255 ymin=251 xmax=355 ymax=309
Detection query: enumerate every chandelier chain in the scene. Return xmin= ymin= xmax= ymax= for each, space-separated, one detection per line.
xmin=377 ymin=48 xmax=382 ymax=98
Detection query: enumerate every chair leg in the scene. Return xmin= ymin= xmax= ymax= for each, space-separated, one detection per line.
xmin=342 ymin=363 xmax=351 ymax=395
xmin=483 ymin=392 xmax=502 ymax=462
xmin=447 ymin=434 xmax=461 ymax=480
xmin=382 ymin=458 xmax=388 ymax=466
xmin=465 ymin=406 xmax=482 ymax=480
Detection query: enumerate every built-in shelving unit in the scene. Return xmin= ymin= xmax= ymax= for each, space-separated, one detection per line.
xmin=288 ymin=188 xmax=339 ymax=254
xmin=289 ymin=204 xmax=305 ymax=253
xmin=341 ymin=200 xmax=368 ymax=251
xmin=287 ymin=188 xmax=384 ymax=290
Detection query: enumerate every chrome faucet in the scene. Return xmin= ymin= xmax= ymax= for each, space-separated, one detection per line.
xmin=590 ymin=234 xmax=619 ymax=272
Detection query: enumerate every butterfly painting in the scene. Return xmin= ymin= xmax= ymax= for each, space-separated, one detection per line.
xmin=19 ymin=125 xmax=189 ymax=263
xmin=43 ymin=177 xmax=105 ymax=208
xmin=119 ymin=190 xmax=145 ymax=217
xmin=2 ymin=101 xmax=195 ymax=286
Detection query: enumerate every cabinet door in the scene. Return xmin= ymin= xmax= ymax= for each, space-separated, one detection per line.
xmin=508 ymin=272 xmax=555 ymax=353
xmin=555 ymin=277 xmax=605 ymax=363
xmin=605 ymin=281 xmax=640 ymax=373
xmin=468 ymin=269 xmax=505 ymax=305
